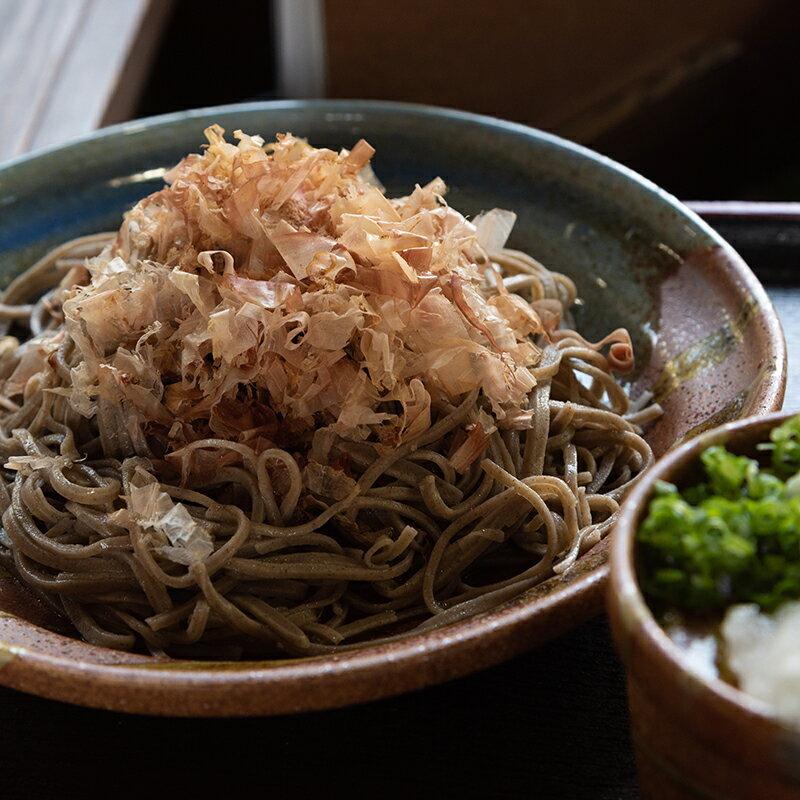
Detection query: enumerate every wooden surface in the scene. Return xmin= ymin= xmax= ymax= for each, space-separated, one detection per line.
xmin=0 ymin=615 xmax=640 ymax=799
xmin=0 ymin=0 xmax=171 ymax=161
xmin=323 ymin=0 xmax=774 ymax=140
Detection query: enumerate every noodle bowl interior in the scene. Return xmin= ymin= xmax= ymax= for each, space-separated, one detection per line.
xmin=0 ymin=128 xmax=658 ymax=658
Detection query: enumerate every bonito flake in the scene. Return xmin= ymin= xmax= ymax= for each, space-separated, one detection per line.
xmin=44 ymin=126 xmax=549 ymax=460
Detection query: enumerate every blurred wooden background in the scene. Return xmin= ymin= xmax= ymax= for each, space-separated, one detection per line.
xmin=1 ymin=0 xmax=799 ymax=200
xmin=0 ymin=0 xmax=172 ymax=160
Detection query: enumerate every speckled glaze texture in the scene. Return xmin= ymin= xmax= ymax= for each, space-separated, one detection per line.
xmin=0 ymin=101 xmax=786 ymax=715
xmin=609 ymin=413 xmax=800 ymax=800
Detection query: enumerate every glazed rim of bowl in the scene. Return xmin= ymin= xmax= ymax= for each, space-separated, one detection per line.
xmin=0 ymin=100 xmax=787 ymax=715
xmin=609 ymin=410 xmax=799 ymax=733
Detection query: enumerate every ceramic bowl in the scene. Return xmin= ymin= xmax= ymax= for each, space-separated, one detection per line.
xmin=609 ymin=411 xmax=800 ymax=799
xmin=0 ymin=100 xmax=786 ymax=715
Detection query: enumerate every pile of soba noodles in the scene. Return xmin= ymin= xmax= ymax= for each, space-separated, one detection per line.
xmin=0 ymin=127 xmax=658 ymax=658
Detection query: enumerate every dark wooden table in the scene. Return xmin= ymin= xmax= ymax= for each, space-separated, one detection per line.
xmin=1 ymin=212 xmax=796 ymax=799
xmin=0 ymin=615 xmax=637 ymax=799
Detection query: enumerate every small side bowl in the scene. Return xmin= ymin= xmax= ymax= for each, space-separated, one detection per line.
xmin=609 ymin=411 xmax=800 ymax=800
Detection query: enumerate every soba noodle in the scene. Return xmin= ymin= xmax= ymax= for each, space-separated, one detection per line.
xmin=0 ymin=130 xmax=657 ymax=658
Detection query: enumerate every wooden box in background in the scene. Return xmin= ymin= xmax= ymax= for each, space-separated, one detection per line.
xmin=308 ymin=0 xmax=800 ymax=198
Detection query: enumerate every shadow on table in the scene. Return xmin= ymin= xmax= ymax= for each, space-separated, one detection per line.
xmin=2 ymin=616 xmax=637 ymax=799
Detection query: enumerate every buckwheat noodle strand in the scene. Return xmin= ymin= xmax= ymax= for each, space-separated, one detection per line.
xmin=0 ymin=127 xmax=660 ymax=658
xmin=0 ymin=235 xmax=656 ymax=658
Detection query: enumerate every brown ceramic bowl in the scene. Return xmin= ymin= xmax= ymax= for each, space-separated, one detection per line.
xmin=609 ymin=411 xmax=800 ymax=800
xmin=0 ymin=101 xmax=787 ymax=715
